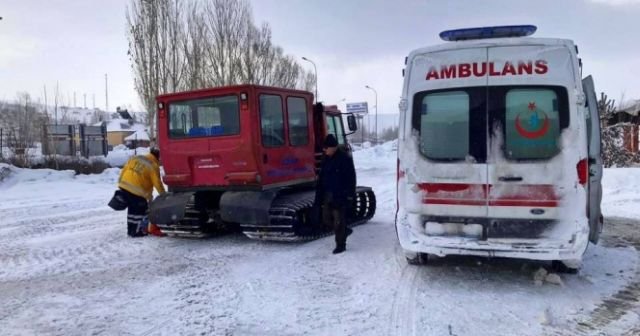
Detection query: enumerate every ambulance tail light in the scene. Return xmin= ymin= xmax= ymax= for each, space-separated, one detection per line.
xmin=440 ymin=25 xmax=537 ymax=42
xmin=577 ymin=158 xmax=588 ymax=187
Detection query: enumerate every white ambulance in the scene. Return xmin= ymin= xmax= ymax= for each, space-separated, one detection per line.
xmin=396 ymin=25 xmax=603 ymax=271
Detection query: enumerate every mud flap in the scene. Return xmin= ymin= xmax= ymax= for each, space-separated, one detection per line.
xmin=220 ymin=190 xmax=278 ymax=225
xmin=149 ymin=192 xmax=194 ymax=224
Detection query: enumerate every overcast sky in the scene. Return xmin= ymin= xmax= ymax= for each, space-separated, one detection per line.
xmin=1 ymin=0 xmax=639 ymax=115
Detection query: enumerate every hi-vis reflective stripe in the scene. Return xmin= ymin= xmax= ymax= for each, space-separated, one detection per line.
xmin=136 ymin=155 xmax=154 ymax=169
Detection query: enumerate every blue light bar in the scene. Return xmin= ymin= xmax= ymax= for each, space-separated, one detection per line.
xmin=439 ymin=25 xmax=537 ymax=41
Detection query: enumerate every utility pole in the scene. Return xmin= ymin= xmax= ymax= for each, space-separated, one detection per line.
xmin=54 ymin=81 xmax=59 ymax=125
xmin=302 ymin=57 xmax=318 ymax=102
xmin=365 ymin=85 xmax=378 ymax=144
xmin=105 ymin=74 xmax=109 ymax=112
xmin=43 ymin=85 xmax=48 ymax=120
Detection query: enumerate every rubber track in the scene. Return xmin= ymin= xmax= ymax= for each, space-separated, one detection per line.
xmin=242 ymin=188 xmax=376 ymax=242
xmin=157 ymin=188 xmax=376 ymax=242
xmin=156 ymin=198 xmax=210 ymax=238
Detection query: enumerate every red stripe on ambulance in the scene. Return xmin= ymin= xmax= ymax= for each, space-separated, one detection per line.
xmin=417 ymin=183 xmax=558 ymax=207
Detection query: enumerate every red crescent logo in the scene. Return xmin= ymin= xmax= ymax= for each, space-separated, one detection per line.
xmin=515 ymin=113 xmax=550 ymax=139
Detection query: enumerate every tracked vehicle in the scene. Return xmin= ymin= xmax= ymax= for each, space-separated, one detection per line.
xmin=149 ymin=85 xmax=376 ymax=240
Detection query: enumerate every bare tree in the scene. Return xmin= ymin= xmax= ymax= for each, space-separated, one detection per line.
xmin=127 ymin=0 xmax=187 ymax=143
xmin=202 ymin=0 xmax=250 ymax=86
xmin=53 ymin=81 xmax=61 ymax=125
xmin=298 ymin=71 xmax=316 ymax=93
xmin=599 ymin=92 xmax=640 ymax=167
xmin=7 ymin=93 xmax=45 ymax=165
xmin=183 ymin=1 xmax=208 ymax=89
xmin=127 ymin=0 xmax=315 ymax=140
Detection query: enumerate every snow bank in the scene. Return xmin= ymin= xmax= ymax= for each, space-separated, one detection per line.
xmin=602 ymin=168 xmax=640 ymax=218
xmin=0 ymin=163 xmax=120 ymax=189
xmin=0 ymin=163 xmax=75 ymax=186
xmin=353 ymin=140 xmax=397 ymax=171
xmin=106 ymin=146 xmax=149 ymax=167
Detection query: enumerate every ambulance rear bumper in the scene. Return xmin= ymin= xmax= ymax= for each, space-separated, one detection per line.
xmin=396 ymin=220 xmax=589 ymax=262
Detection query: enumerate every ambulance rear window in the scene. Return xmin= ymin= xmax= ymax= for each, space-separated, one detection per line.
xmin=503 ymin=89 xmax=562 ymax=159
xmin=412 ymin=86 xmax=568 ymax=162
xmin=419 ymin=91 xmax=470 ymax=160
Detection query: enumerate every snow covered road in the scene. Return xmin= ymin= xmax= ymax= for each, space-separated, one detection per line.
xmin=1 ymin=144 xmax=640 ymax=335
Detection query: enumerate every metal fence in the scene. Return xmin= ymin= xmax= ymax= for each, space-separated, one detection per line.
xmin=1 ymin=124 xmax=108 ymax=160
xmin=79 ymin=124 xmax=108 ymax=157
xmin=42 ymin=124 xmax=76 ymax=156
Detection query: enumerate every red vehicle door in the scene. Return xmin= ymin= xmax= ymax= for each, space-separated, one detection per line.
xmin=256 ymin=90 xmax=316 ymax=188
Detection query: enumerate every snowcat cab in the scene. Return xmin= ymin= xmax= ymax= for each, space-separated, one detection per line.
xmin=396 ymin=25 xmax=603 ymax=270
xmin=150 ymin=85 xmax=376 ymax=240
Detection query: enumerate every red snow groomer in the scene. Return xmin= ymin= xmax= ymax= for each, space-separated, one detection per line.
xmin=149 ymin=85 xmax=376 ymax=240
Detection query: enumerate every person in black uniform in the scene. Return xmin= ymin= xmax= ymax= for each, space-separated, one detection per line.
xmin=316 ymin=134 xmax=356 ymax=254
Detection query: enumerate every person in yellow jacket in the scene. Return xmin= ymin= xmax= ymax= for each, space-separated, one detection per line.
xmin=117 ymin=147 xmax=165 ymax=237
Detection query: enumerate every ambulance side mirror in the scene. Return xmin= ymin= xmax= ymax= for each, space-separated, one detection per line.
xmin=347 ymin=114 xmax=358 ymax=131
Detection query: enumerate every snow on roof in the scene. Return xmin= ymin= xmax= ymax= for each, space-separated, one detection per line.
xmin=618 ymin=100 xmax=640 ymax=116
xmin=101 ymin=118 xmax=147 ymax=132
xmin=124 ymin=130 xmax=150 ymax=141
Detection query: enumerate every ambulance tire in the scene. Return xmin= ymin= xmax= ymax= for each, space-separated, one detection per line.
xmin=551 ymin=260 xmax=580 ymax=274
xmin=405 ymin=251 xmax=430 ymax=266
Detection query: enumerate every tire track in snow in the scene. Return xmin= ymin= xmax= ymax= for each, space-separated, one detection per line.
xmin=166 ymin=256 xmax=239 ymax=336
xmin=0 ymin=216 xmax=131 ymax=281
xmin=0 ymin=209 xmax=120 ymax=260
xmin=551 ymin=217 xmax=640 ymax=336
xmin=0 ymin=208 xmax=116 ymax=243
xmin=293 ymin=268 xmax=374 ymax=335
xmin=0 ymin=198 xmax=105 ymax=220
xmin=389 ymin=245 xmax=419 ymax=336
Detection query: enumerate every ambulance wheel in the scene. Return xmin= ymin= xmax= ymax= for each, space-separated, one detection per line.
xmin=552 ymin=260 xmax=580 ymax=274
xmin=405 ymin=251 xmax=429 ymax=265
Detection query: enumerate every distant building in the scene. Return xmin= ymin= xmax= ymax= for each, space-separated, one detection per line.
xmin=95 ymin=118 xmax=148 ymax=147
xmin=124 ymin=129 xmax=151 ymax=148
xmin=610 ymin=100 xmax=640 ymax=153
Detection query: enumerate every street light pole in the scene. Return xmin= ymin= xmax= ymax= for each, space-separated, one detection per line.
xmin=302 ymin=57 xmax=318 ymax=102
xmin=365 ymin=85 xmax=378 ymax=144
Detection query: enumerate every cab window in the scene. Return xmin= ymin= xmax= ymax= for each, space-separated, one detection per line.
xmin=325 ymin=115 xmax=345 ymax=145
xmin=259 ymin=94 xmax=285 ymax=147
xmin=287 ymin=97 xmax=309 ymax=146
xmin=168 ymin=95 xmax=239 ymax=138
xmin=333 ymin=116 xmax=346 ymax=144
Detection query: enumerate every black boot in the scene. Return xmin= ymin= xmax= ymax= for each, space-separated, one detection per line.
xmin=127 ymin=223 xmax=137 ymax=237
xmin=346 ymin=227 xmax=353 ymax=237
xmin=333 ymin=245 xmax=346 ymax=254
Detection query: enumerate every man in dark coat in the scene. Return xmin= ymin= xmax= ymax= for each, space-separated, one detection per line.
xmin=316 ymin=134 xmax=356 ymax=254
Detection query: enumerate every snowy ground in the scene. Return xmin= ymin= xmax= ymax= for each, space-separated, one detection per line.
xmin=1 ymin=143 xmax=640 ymax=335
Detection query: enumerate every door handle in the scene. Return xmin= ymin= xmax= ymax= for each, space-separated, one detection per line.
xmin=263 ymin=154 xmax=268 ymax=164
xmin=498 ymin=176 xmax=523 ymax=182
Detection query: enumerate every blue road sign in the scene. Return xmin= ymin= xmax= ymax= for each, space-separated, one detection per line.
xmin=346 ymin=102 xmax=368 ymax=115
